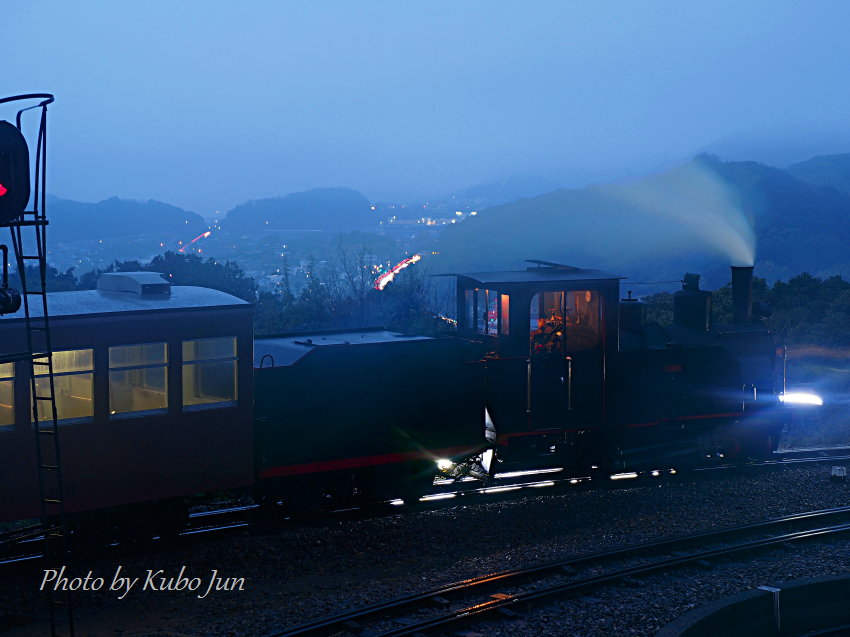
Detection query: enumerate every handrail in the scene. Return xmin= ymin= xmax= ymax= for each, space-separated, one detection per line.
xmin=0 ymin=94 xmax=55 ymax=130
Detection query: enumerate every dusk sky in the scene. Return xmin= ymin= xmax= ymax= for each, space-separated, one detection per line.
xmin=4 ymin=1 xmax=850 ymax=215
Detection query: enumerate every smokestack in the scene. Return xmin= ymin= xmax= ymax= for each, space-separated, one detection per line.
xmin=731 ymin=266 xmax=753 ymax=323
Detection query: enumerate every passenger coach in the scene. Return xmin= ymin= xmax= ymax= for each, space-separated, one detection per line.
xmin=0 ymin=272 xmax=254 ymax=524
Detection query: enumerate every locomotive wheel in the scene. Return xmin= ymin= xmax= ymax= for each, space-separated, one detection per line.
xmin=254 ymin=491 xmax=284 ymax=515
xmin=149 ymin=500 xmax=189 ymax=539
xmin=377 ymin=461 xmax=436 ymax=504
xmin=68 ymin=500 xmax=188 ymax=546
xmin=727 ymin=436 xmax=742 ymax=461
xmin=287 ymin=481 xmax=330 ymax=513
xmin=735 ymin=431 xmax=773 ymax=462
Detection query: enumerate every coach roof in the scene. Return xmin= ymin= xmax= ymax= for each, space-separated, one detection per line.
xmin=0 ymin=286 xmax=249 ymax=321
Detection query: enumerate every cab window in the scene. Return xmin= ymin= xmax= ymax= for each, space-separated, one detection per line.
xmin=465 ymin=289 xmax=505 ymax=335
xmin=530 ymin=290 xmax=601 ymax=353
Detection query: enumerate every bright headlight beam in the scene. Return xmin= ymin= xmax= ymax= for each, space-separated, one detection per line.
xmin=482 ymin=485 xmax=523 ymax=494
xmin=610 ymin=472 xmax=639 ymax=481
xmin=419 ymin=492 xmax=456 ymax=502
xmin=528 ymin=480 xmax=556 ymax=488
xmin=779 ymin=391 xmax=823 ymax=406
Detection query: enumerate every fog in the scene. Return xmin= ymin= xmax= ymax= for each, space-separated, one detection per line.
xmin=4 ymin=2 xmax=850 ymax=215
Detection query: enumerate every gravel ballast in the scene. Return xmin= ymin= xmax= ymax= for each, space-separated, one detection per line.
xmin=1 ymin=463 xmax=848 ymax=636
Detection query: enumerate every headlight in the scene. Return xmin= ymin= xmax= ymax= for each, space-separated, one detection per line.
xmin=779 ymin=391 xmax=823 ymax=406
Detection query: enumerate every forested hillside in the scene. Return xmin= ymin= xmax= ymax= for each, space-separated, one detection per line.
xmin=223 ymin=187 xmax=374 ymax=233
xmin=788 ymin=153 xmax=850 ymax=196
xmin=47 ymin=196 xmax=207 ymax=242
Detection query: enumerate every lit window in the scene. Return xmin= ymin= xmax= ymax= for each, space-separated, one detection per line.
xmin=34 ymin=350 xmax=93 ymax=422
xmin=465 ymin=289 xmax=501 ymax=335
xmin=182 ymin=337 xmax=237 ymax=409
xmin=500 ymin=295 xmax=510 ymax=336
xmin=0 ymin=363 xmax=13 ymax=427
xmin=530 ymin=290 xmax=601 ymax=354
xmin=109 ymin=343 xmax=168 ymax=417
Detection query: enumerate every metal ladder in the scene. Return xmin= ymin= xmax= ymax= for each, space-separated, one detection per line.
xmin=2 ymin=94 xmax=74 ymax=637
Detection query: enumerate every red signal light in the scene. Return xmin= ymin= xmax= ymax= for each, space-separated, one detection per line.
xmin=0 ymin=120 xmax=30 ymax=222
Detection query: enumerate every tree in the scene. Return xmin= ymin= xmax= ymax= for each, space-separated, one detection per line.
xmin=147 ymin=252 xmax=257 ymax=301
xmin=378 ymin=264 xmax=434 ymax=333
xmin=286 ymin=256 xmax=333 ymax=331
xmin=9 ymin=265 xmax=78 ymax=293
xmin=331 ymin=236 xmax=376 ymax=328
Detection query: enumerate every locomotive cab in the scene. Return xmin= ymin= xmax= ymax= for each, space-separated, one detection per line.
xmin=456 ymin=261 xmax=621 ymax=465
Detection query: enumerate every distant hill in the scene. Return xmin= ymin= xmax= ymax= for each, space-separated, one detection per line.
xmin=431 ymin=155 xmax=850 ymax=287
xmin=47 ymin=196 xmax=207 ymax=242
xmin=223 ymin=187 xmax=374 ymax=233
xmin=787 ymin=153 xmax=850 ymax=196
xmin=445 ymin=175 xmax=564 ymax=209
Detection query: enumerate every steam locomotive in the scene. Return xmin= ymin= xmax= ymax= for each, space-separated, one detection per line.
xmin=454 ymin=260 xmax=783 ymax=473
xmin=0 ymin=260 xmax=786 ymax=529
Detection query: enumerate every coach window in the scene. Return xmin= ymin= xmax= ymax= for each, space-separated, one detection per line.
xmin=109 ymin=343 xmax=168 ymax=417
xmin=34 ymin=350 xmax=94 ymax=422
xmin=0 ymin=363 xmax=13 ymax=427
xmin=182 ymin=337 xmax=238 ymax=409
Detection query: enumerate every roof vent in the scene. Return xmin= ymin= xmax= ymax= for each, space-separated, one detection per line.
xmin=97 ymin=272 xmax=171 ymax=297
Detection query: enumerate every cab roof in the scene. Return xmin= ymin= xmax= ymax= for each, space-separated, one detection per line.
xmin=455 ymin=261 xmax=623 ymax=287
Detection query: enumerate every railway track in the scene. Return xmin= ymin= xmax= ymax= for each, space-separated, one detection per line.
xmin=428 ymin=444 xmax=850 ymax=495
xmin=269 ymin=505 xmax=850 ymax=637
xmin=0 ymin=504 xmax=258 ymax=568
xmin=777 ymin=445 xmax=850 ymax=458
xmin=1 ymin=445 xmax=847 ymax=569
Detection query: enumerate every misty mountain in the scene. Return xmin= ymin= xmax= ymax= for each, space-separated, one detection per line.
xmin=223 ymin=187 xmax=374 ymax=233
xmin=47 ymin=196 xmax=207 ymax=242
xmin=443 ymin=175 xmax=565 ymax=209
xmin=696 ymin=129 xmax=850 ymax=170
xmin=431 ymin=155 xmax=850 ymax=287
xmin=787 ymin=153 xmax=850 ymax=197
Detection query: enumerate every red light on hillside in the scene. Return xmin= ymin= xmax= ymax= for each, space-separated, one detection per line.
xmin=0 ymin=183 xmax=6 ymax=197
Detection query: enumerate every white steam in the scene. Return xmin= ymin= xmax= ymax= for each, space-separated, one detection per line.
xmin=601 ymin=162 xmax=755 ymax=266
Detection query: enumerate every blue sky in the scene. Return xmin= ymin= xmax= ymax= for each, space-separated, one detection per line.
xmin=4 ymin=1 xmax=850 ymax=213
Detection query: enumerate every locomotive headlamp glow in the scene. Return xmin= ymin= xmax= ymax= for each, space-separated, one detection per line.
xmin=436 ymin=458 xmax=454 ymax=471
xmin=779 ymin=391 xmax=823 ymax=406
